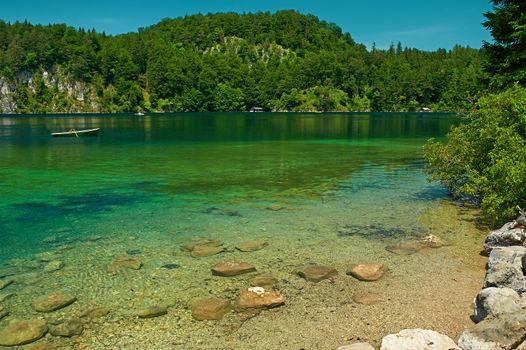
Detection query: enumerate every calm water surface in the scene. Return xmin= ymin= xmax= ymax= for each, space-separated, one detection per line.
xmin=0 ymin=112 xmax=455 ymax=259
xmin=0 ymin=113 xmax=487 ymax=349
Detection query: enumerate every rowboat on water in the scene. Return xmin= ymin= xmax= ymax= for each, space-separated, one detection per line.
xmin=51 ymin=128 xmax=100 ymax=137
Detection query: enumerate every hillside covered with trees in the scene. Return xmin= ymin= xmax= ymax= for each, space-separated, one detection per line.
xmin=0 ymin=10 xmax=486 ymax=113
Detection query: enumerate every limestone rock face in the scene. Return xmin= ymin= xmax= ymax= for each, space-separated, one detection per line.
xmin=0 ymin=319 xmax=48 ymax=346
xmin=458 ymin=312 xmax=526 ymax=350
xmin=236 ymin=240 xmax=268 ymax=252
xmin=347 ymin=263 xmax=386 ymax=281
xmin=298 ymin=265 xmax=337 ymax=282
xmin=474 ymin=287 xmax=522 ymax=323
xmin=108 ymin=256 xmax=143 ymax=272
xmin=211 ymin=260 xmax=256 ymax=276
xmin=137 ymin=306 xmax=168 ymax=318
xmin=381 ymin=329 xmax=460 ymax=350
xmin=48 ymin=319 xmax=83 ymax=337
xmin=484 ymin=222 xmax=526 ymax=254
xmin=483 ymin=246 xmax=526 ymax=294
xmin=191 ymin=298 xmax=231 ymax=320
xmin=34 ymin=292 xmax=77 ymax=312
xmin=236 ymin=287 xmax=285 ymax=310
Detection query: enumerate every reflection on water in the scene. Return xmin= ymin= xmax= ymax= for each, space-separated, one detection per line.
xmin=0 ymin=112 xmax=486 ymax=349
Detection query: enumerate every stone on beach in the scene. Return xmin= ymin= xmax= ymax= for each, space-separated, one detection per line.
xmin=43 ymin=260 xmax=64 ymax=273
xmin=137 ymin=306 xmax=168 ymax=318
xmin=381 ymin=329 xmax=460 ymax=350
xmin=483 ymin=246 xmax=526 ymax=294
xmin=34 ymin=292 xmax=77 ymax=312
xmin=458 ymin=311 xmax=526 ymax=350
xmin=236 ymin=288 xmax=285 ymax=310
xmin=48 ymin=319 xmax=83 ymax=337
xmin=484 ymin=221 xmax=526 ymax=254
xmin=347 ymin=263 xmax=386 ymax=281
xmin=474 ymin=287 xmax=522 ymax=323
xmin=236 ymin=240 xmax=268 ymax=252
xmin=181 ymin=239 xmax=223 ymax=252
xmin=211 ymin=260 xmax=256 ymax=276
xmin=107 ymin=256 xmax=143 ymax=272
xmin=0 ymin=319 xmax=48 ymax=346
xmin=191 ymin=298 xmax=231 ymax=320
xmin=79 ymin=307 xmax=111 ymax=319
xmin=298 ymin=265 xmax=337 ymax=282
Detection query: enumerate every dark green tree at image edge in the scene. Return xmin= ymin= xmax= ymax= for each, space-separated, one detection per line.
xmin=0 ymin=10 xmax=485 ymax=113
xmin=424 ymin=0 xmax=526 ymax=224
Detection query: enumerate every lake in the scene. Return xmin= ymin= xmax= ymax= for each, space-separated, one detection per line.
xmin=0 ymin=113 xmax=486 ymax=349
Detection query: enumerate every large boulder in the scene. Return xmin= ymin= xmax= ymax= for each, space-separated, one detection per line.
xmin=381 ymin=329 xmax=460 ymax=350
xmin=0 ymin=319 xmax=48 ymax=346
xmin=458 ymin=311 xmax=526 ymax=350
xmin=483 ymin=246 xmax=526 ymax=294
xmin=474 ymin=287 xmax=522 ymax=323
xmin=484 ymin=222 xmax=526 ymax=254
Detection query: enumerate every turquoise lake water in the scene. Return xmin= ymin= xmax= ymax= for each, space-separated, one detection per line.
xmin=0 ymin=112 xmax=455 ymax=261
xmin=0 ymin=112 xmax=488 ymax=349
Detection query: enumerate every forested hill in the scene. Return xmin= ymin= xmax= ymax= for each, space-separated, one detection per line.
xmin=0 ymin=10 xmax=486 ymax=113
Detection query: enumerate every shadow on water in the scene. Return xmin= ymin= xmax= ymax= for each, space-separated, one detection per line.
xmin=337 ymin=223 xmax=427 ymax=239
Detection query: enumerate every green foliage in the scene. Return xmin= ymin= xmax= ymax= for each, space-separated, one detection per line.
xmin=424 ymin=85 xmax=526 ymax=223
xmin=483 ymin=0 xmax=526 ymax=87
xmin=0 ymin=12 xmax=486 ymax=113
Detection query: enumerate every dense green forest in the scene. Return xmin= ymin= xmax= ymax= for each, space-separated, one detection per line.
xmin=424 ymin=0 xmax=526 ymax=224
xmin=0 ymin=11 xmax=485 ymax=113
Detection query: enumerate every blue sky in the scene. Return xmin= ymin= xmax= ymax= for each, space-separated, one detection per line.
xmin=1 ymin=0 xmax=493 ymax=51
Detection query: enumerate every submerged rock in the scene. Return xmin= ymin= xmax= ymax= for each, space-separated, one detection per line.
xmin=48 ymin=319 xmax=83 ymax=337
xmin=386 ymin=234 xmax=449 ymax=255
xmin=298 ymin=265 xmax=337 ymax=282
xmin=474 ymin=287 xmax=522 ymax=323
xmin=458 ymin=311 xmax=526 ymax=350
xmin=0 ymin=319 xmax=48 ymax=346
xmin=79 ymin=307 xmax=111 ymax=319
xmin=236 ymin=287 xmax=285 ymax=310
xmin=137 ymin=306 xmax=168 ymax=318
xmin=34 ymin=292 xmax=77 ymax=312
xmin=0 ymin=305 xmax=8 ymax=320
xmin=108 ymin=256 xmax=143 ymax=272
xmin=191 ymin=245 xmax=225 ymax=258
xmin=250 ymin=275 xmax=278 ymax=288
xmin=191 ymin=298 xmax=231 ymax=320
xmin=381 ymin=329 xmax=459 ymax=350
xmin=161 ymin=263 xmax=180 ymax=270
xmin=211 ymin=260 xmax=256 ymax=277
xmin=26 ymin=343 xmax=57 ymax=350
xmin=353 ymin=293 xmax=382 ymax=305
xmin=347 ymin=263 xmax=386 ymax=281
xmin=181 ymin=239 xmax=222 ymax=252
xmin=236 ymin=240 xmax=268 ymax=252
xmin=484 ymin=221 xmax=526 ymax=254
xmin=0 ymin=279 xmax=13 ymax=290
xmin=43 ymin=260 xmax=64 ymax=273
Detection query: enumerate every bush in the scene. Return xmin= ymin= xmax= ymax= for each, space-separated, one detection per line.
xmin=423 ymin=84 xmax=526 ymax=224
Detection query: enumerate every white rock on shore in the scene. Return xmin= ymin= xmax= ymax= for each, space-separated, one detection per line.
xmin=483 ymin=246 xmax=526 ymax=294
xmin=484 ymin=221 xmax=526 ymax=254
xmin=474 ymin=287 xmax=521 ymax=323
xmin=381 ymin=329 xmax=460 ymax=350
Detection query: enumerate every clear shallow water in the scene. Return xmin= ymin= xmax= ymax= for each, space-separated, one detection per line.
xmin=0 ymin=113 xmax=488 ymax=349
xmin=0 ymin=112 xmax=455 ymax=260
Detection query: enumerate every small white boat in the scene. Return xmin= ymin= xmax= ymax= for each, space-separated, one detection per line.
xmin=51 ymin=128 xmax=100 ymax=137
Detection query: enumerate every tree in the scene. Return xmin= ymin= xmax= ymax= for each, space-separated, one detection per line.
xmin=483 ymin=0 xmax=526 ymax=86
